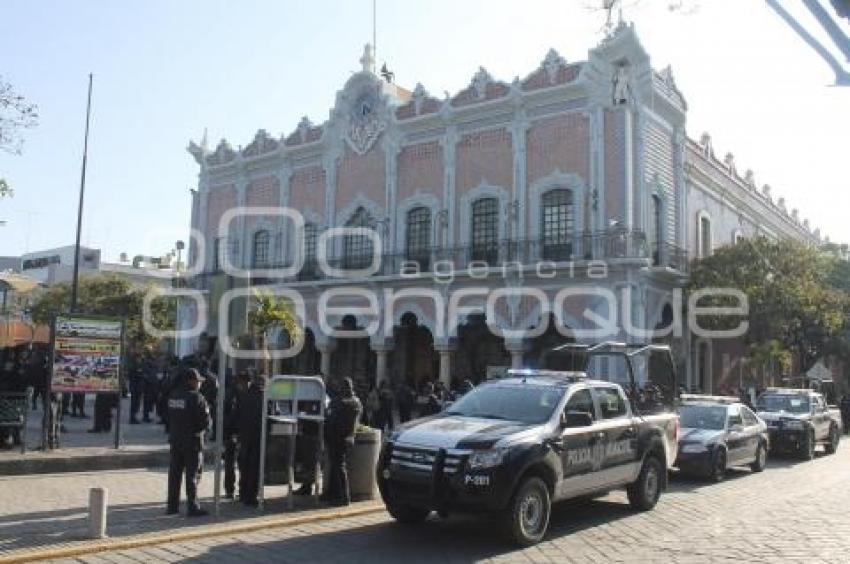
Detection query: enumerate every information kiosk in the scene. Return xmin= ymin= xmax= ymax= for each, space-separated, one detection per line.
xmin=258 ymin=375 xmax=326 ymax=509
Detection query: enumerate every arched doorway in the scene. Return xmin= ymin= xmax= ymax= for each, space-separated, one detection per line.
xmin=331 ymin=315 xmax=376 ymax=397
xmin=524 ymin=314 xmax=576 ymax=370
xmin=279 ymin=328 xmax=321 ymax=375
xmin=388 ymin=312 xmax=438 ymax=390
xmin=455 ymin=313 xmax=510 ymax=384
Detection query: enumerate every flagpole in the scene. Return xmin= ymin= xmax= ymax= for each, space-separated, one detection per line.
xmin=70 ymin=73 xmax=93 ymax=313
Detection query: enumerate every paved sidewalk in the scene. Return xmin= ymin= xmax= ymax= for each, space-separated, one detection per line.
xmin=0 ymin=397 xmax=171 ymax=475
xmin=0 ymin=466 xmax=377 ymax=560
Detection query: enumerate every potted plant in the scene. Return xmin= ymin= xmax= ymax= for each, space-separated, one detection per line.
xmin=246 ymin=289 xmax=300 ymax=376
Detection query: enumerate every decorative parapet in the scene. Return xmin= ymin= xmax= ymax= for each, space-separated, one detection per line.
xmin=450 ymin=67 xmax=509 ymax=107
xmin=395 ymin=83 xmax=442 ymax=120
xmin=206 ymin=139 xmax=237 ymax=166
xmin=285 ymin=116 xmax=324 ymax=147
xmin=520 ymin=49 xmax=582 ymax=91
xmin=241 ymin=129 xmax=279 ymax=158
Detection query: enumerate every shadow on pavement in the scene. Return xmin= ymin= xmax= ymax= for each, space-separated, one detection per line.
xmin=177 ymin=497 xmax=637 ymax=563
xmin=0 ymin=494 xmax=326 ymax=555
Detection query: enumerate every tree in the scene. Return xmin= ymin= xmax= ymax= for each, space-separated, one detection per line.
xmin=246 ymin=289 xmax=301 ymax=376
xmin=31 ymin=275 xmax=175 ymax=357
xmin=1 ymin=76 xmax=38 ymax=197
xmin=688 ymin=237 xmax=847 ymax=373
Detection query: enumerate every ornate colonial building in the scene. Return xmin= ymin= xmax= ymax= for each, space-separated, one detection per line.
xmin=180 ymin=24 xmax=819 ymax=395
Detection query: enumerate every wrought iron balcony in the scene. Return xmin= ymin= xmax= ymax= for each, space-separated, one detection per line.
xmin=194 ymin=229 xmax=689 ymax=285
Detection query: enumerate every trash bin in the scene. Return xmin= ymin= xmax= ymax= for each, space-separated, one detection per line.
xmin=264 ymin=415 xmax=298 ymax=486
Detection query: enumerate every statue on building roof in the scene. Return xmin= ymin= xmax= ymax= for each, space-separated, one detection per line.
xmin=360 ymin=43 xmax=375 ymax=74
xmin=613 ymin=64 xmax=631 ymax=105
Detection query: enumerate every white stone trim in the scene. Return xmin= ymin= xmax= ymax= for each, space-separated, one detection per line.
xmin=527 ymin=169 xmax=586 ymax=240
xmin=335 ymin=193 xmax=385 ymax=228
xmin=695 ymin=209 xmax=712 ymax=258
xmin=458 ymin=181 xmax=510 ymax=246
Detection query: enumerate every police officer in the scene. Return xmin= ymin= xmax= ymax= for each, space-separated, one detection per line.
xmin=223 ymin=370 xmax=250 ymax=499
xmin=323 ymin=377 xmax=362 ymax=506
xmin=840 ymin=394 xmax=850 ymax=435
xmin=166 ymin=368 xmax=211 ymax=517
xmin=236 ymin=374 xmax=264 ymax=507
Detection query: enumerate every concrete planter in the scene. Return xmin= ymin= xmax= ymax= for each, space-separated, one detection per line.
xmin=349 ymin=427 xmax=381 ymax=500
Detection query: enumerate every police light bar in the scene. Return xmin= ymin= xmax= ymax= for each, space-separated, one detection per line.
xmin=680 ymin=394 xmax=739 ymax=405
xmin=505 ymin=369 xmax=586 ymax=382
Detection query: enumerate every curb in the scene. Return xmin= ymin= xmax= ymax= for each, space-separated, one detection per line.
xmin=0 ymin=503 xmax=385 ymax=563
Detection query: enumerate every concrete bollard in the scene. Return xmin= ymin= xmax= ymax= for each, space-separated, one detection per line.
xmin=89 ymin=487 xmax=108 ymax=539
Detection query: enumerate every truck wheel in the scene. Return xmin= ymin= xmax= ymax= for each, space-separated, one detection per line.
xmin=750 ymin=442 xmax=767 ymax=473
xmin=708 ymin=448 xmax=727 ymax=483
xmin=800 ymin=430 xmax=816 ymax=460
xmin=627 ymin=455 xmax=663 ymax=511
xmin=386 ymin=503 xmax=431 ymax=524
xmin=502 ymin=476 xmax=551 ymax=547
xmin=824 ymin=426 xmax=840 ymax=455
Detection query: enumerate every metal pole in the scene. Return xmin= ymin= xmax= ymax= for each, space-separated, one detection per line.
xmin=213 ymin=346 xmax=226 ymax=517
xmin=70 ymin=73 xmax=93 ymax=313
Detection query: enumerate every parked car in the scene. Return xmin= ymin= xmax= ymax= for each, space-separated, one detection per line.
xmin=756 ymin=388 xmax=842 ymax=459
xmin=675 ymin=395 xmax=769 ymax=481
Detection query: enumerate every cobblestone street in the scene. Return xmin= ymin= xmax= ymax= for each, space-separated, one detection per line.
xmin=22 ymin=442 xmax=849 ymax=563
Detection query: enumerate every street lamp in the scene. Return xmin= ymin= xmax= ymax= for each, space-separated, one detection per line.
xmin=175 ymin=240 xmax=185 ymax=273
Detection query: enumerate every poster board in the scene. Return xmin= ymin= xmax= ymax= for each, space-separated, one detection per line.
xmin=51 ymin=315 xmax=124 ymax=393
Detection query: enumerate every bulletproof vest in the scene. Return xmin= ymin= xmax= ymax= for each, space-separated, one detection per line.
xmin=168 ymin=388 xmax=210 ymax=447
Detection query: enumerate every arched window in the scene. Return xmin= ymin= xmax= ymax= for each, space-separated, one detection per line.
xmin=649 ymin=194 xmax=663 ymax=265
xmin=343 ymin=207 xmax=374 ymax=269
xmin=698 ymin=214 xmax=712 ymax=258
xmin=252 ymin=230 xmax=270 ymax=268
xmin=471 ymin=198 xmax=499 ymax=265
xmin=541 ymin=189 xmax=574 ymax=260
xmin=406 ymin=207 xmax=431 ymax=269
xmin=299 ymin=223 xmax=318 ymax=280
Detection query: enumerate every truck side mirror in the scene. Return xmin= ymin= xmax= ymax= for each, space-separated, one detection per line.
xmin=562 ymin=410 xmax=593 ymax=428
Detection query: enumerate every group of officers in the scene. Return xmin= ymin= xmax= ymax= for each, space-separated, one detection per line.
xmin=166 ymin=366 xmax=362 ymax=517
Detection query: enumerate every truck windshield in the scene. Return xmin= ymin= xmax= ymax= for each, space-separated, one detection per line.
xmin=757 ymin=394 xmax=810 ymax=414
xmin=679 ymin=404 xmax=727 ymax=431
xmin=446 ymin=384 xmax=563 ymax=424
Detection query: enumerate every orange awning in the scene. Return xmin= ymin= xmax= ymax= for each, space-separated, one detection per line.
xmin=0 ymin=319 xmax=50 ymax=348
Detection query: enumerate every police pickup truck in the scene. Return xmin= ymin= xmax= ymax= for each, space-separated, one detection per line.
xmin=756 ymin=388 xmax=842 ymax=459
xmin=377 ymin=343 xmax=680 ymax=546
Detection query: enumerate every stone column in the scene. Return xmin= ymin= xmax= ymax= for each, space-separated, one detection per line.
xmin=317 ymin=339 xmax=336 ymax=379
xmin=435 ymin=343 xmax=455 ymax=388
xmin=505 ymin=340 xmax=526 ymax=370
xmin=371 ymin=340 xmax=394 ymax=386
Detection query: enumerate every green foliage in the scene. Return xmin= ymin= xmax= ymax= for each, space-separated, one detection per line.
xmin=688 ymin=237 xmax=847 ymax=371
xmin=246 ymin=288 xmax=301 ymax=375
xmin=30 ymin=274 xmax=175 ymax=355
xmin=0 ymin=179 xmax=12 ymax=199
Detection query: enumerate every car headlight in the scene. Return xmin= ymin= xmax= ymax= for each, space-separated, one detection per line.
xmin=783 ymin=420 xmax=804 ymax=430
xmin=680 ymin=443 xmax=708 ymax=454
xmin=467 ymin=448 xmax=506 ymax=469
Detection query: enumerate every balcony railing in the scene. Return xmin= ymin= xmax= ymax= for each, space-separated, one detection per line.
xmin=195 ymin=229 xmax=689 ymax=285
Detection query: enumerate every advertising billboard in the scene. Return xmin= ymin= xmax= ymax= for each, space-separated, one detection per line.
xmin=51 ymin=315 xmax=123 ymax=393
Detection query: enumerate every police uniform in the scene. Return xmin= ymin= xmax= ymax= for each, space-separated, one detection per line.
xmin=324 ymin=378 xmax=362 ymax=506
xmin=236 ymin=380 xmax=264 ymax=506
xmin=166 ymin=372 xmax=211 ymax=516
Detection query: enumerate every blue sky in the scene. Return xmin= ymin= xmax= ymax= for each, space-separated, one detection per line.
xmin=1 ymin=0 xmax=848 ymax=260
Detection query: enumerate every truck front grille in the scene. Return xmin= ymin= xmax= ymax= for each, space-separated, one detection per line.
xmin=390 ymin=444 xmax=468 ymax=475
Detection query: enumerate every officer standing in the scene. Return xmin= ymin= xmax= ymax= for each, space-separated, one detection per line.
xmin=236 ymin=374 xmax=264 ymax=507
xmin=166 ymin=368 xmax=211 ymax=517
xmin=324 ymin=377 xmax=362 ymax=506
xmin=223 ymin=371 xmax=250 ymax=499
xmin=840 ymin=394 xmax=850 ymax=435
